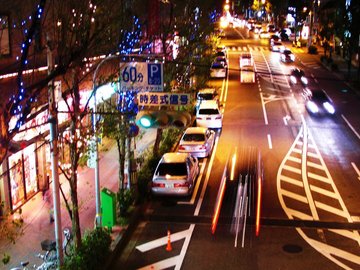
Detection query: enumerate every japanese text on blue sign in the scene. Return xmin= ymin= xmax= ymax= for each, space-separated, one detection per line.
xmin=138 ymin=92 xmax=190 ymax=106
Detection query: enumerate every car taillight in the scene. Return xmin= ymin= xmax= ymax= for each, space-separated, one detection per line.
xmin=215 ymin=115 xmax=222 ymax=119
xmin=196 ymin=117 xmax=203 ymax=120
xmin=199 ymin=145 xmax=206 ymax=150
xmin=178 ymin=145 xmax=185 ymax=150
xmin=152 ymin=182 xmax=165 ymax=188
xmin=174 ymin=182 xmax=189 ymax=188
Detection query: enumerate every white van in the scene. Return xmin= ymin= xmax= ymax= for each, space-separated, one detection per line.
xmin=239 ymin=53 xmax=255 ymax=83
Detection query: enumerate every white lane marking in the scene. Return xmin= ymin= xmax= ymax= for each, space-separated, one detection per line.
xmin=175 ymin=224 xmax=195 ymax=270
xmin=194 ymin=136 xmax=220 ymax=216
xmin=138 ymin=256 xmax=180 ymax=270
xmin=260 ymin=92 xmax=269 ymax=125
xmin=267 ymin=134 xmax=273 ymax=149
xmin=351 ymin=162 xmax=360 ymax=181
xmin=342 ymin=114 xmax=360 ymax=140
xmin=178 ymin=159 xmax=207 ymax=205
xmin=136 ymin=228 xmax=190 ymax=253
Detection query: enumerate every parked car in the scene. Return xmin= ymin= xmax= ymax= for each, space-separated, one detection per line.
xmin=302 ymin=88 xmax=335 ymax=115
xmin=215 ymin=56 xmax=228 ymax=68
xmin=210 ymin=61 xmax=226 ymax=78
xmin=280 ymin=49 xmax=295 ymax=63
xmin=196 ymin=88 xmax=219 ymax=108
xmin=196 ymin=100 xmax=223 ymax=129
xmin=289 ymin=68 xmax=308 ymax=85
xmin=151 ymin=152 xmax=199 ymax=196
xmin=178 ymin=127 xmax=215 ymax=158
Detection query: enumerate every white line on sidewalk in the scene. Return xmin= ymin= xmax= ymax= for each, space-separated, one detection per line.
xmin=351 ymin=162 xmax=360 ymax=181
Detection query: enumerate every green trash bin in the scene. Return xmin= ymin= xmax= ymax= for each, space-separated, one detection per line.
xmin=101 ymin=187 xmax=116 ymax=230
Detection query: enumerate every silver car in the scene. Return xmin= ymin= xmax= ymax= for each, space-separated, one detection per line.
xmin=178 ymin=127 xmax=215 ymax=158
xmin=151 ymin=153 xmax=199 ymax=196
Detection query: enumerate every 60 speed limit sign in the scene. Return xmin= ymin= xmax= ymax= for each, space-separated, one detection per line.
xmin=120 ymin=62 xmax=163 ymax=92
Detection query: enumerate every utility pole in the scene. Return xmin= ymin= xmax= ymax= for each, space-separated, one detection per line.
xmin=46 ymin=37 xmax=63 ymax=266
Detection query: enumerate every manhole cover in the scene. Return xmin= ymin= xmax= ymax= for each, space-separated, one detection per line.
xmin=283 ymin=244 xmax=303 ymax=254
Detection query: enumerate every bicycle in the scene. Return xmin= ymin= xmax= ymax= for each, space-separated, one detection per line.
xmin=36 ymin=226 xmax=73 ymax=269
xmin=10 ymin=227 xmax=73 ymax=270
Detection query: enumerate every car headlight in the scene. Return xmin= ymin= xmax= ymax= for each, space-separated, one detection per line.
xmin=290 ymin=76 xmax=297 ymax=84
xmin=307 ymin=101 xmax=319 ymax=113
xmin=301 ymin=76 xmax=308 ymax=85
xmin=323 ymin=102 xmax=335 ymax=114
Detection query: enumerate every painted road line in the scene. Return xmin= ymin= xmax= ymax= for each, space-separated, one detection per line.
xmin=136 ymin=227 xmax=190 ymax=253
xmin=175 ymin=224 xmax=195 ymax=270
xmin=260 ymin=92 xmax=269 ymax=125
xmin=280 ymin=189 xmax=308 ymax=203
xmin=178 ymin=159 xmax=207 ymax=205
xmin=267 ymin=134 xmax=272 ymax=149
xmin=138 ymin=256 xmax=180 ymax=270
xmin=309 ymin=185 xmax=337 ymax=199
xmin=194 ymin=136 xmax=219 ymax=216
xmin=351 ymin=162 xmax=360 ymax=181
xmin=342 ymin=114 xmax=360 ymax=140
xmin=279 ymin=175 xmax=304 ymax=187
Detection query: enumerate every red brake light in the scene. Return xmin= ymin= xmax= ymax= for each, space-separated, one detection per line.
xmin=178 ymin=145 xmax=185 ymax=150
xmin=174 ymin=182 xmax=189 ymax=188
xmin=152 ymin=182 xmax=165 ymax=188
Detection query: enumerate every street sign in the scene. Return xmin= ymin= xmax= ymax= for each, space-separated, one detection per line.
xmin=138 ymin=92 xmax=190 ymax=106
xmin=120 ymin=62 xmax=163 ymax=92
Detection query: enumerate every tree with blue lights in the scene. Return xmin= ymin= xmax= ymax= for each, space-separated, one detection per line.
xmin=0 ymin=0 xmax=145 ymax=258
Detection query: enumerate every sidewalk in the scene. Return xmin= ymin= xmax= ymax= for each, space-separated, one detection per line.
xmin=310 ymin=44 xmax=360 ymax=94
xmin=1 ymin=129 xmax=156 ymax=270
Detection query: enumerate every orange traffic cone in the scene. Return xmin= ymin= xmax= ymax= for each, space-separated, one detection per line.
xmin=166 ymin=230 xmax=172 ymax=251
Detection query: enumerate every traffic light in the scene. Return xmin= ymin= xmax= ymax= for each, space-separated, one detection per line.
xmin=136 ymin=110 xmax=192 ymax=129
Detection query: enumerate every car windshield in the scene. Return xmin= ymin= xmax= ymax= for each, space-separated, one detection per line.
xmin=156 ymin=162 xmax=187 ymax=176
xmin=211 ymin=63 xmax=225 ymax=69
xmin=182 ymin=133 xmax=205 ymax=142
xmin=311 ymin=91 xmax=328 ymax=102
xmin=292 ymin=69 xmax=304 ymax=76
xmin=198 ymin=108 xmax=220 ymax=115
xmin=284 ymin=50 xmax=292 ymax=55
xmin=198 ymin=93 xmax=216 ymax=100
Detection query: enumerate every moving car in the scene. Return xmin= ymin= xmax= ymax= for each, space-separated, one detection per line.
xmin=280 ymin=49 xmax=295 ymax=63
xmin=210 ymin=61 xmax=226 ymax=78
xmin=178 ymin=127 xmax=215 ymax=158
xmin=196 ymin=100 xmax=223 ymax=129
xmin=151 ymin=152 xmax=199 ymax=196
xmin=259 ymin=30 xmax=270 ymax=39
xmin=289 ymin=68 xmax=308 ymax=85
xmin=303 ymin=88 xmax=335 ymax=115
xmin=270 ymin=40 xmax=285 ymax=52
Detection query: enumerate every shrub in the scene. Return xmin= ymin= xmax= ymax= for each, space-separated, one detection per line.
xmin=308 ymin=45 xmax=318 ymax=54
xmin=63 ymin=228 xmax=111 ymax=270
xmin=117 ymin=188 xmax=134 ymax=216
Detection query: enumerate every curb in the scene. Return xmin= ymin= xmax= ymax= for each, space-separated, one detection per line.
xmin=104 ymin=203 xmax=146 ymax=269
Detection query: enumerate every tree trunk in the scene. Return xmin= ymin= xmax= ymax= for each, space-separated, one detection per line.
xmin=153 ymin=128 xmax=162 ymax=157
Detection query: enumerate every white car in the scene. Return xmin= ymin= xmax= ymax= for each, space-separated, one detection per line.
xmin=196 ymin=100 xmax=222 ymax=129
xmin=270 ymin=40 xmax=285 ymax=52
xmin=178 ymin=127 xmax=215 ymax=158
xmin=196 ymin=88 xmax=219 ymax=108
xmin=151 ymin=152 xmax=199 ymax=196
xmin=210 ymin=62 xmax=226 ymax=78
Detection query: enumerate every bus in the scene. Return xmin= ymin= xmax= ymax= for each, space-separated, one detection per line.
xmin=239 ymin=53 xmax=255 ymax=83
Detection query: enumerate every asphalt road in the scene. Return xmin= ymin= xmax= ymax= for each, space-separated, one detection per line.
xmin=109 ymin=26 xmax=360 ymax=270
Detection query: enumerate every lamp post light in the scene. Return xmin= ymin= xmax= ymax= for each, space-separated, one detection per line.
xmin=91 ymin=55 xmax=119 ymax=227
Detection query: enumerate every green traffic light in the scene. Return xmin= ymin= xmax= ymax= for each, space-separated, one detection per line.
xmin=139 ymin=115 xmax=152 ymax=128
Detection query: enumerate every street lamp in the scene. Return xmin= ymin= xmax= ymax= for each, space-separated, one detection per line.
xmin=91 ymin=54 xmax=119 ymax=227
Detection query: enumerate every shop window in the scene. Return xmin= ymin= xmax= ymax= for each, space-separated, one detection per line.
xmin=0 ymin=15 xmax=10 ymax=56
